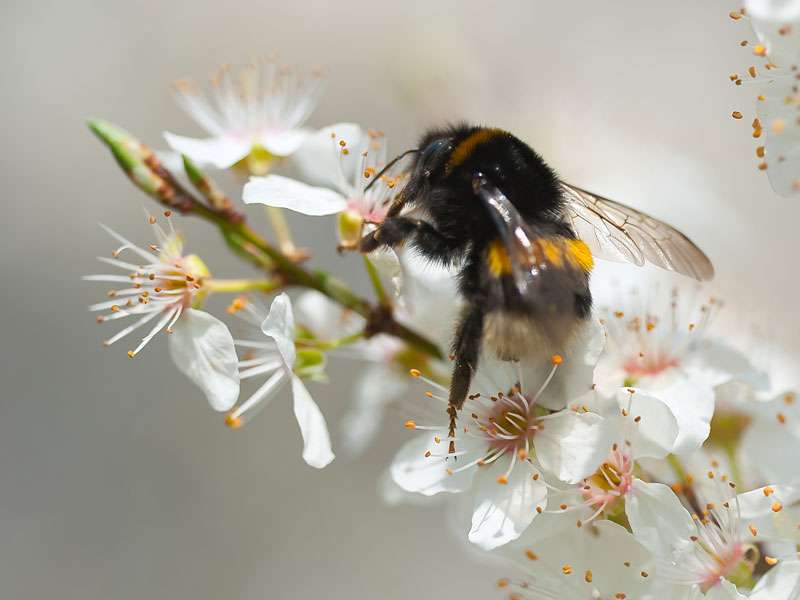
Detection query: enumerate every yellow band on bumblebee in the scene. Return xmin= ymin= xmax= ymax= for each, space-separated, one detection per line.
xmin=487 ymin=239 xmax=513 ymax=277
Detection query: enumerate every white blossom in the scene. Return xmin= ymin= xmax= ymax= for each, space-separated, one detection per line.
xmin=628 ymin=472 xmax=800 ymax=596
xmin=84 ymin=213 xmax=239 ymax=411
xmin=498 ymin=520 xmax=662 ymax=600
xmin=594 ymin=285 xmax=765 ymax=454
xmin=391 ymin=325 xmax=610 ymax=550
xmin=164 ymin=60 xmax=347 ymax=175
xmin=734 ymin=2 xmax=800 ymax=195
xmin=243 ymin=128 xmax=402 ymax=249
xmin=225 ymin=293 xmax=334 ymax=469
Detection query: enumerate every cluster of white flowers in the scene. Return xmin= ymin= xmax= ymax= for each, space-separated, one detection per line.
xmin=731 ymin=0 xmax=800 ymax=196
xmin=86 ymin=46 xmax=800 ymax=600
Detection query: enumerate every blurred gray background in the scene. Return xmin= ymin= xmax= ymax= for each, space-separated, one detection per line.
xmin=2 ymin=1 xmax=796 ymax=599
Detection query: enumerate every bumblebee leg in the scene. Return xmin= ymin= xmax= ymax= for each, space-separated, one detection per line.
xmin=359 ymin=218 xmax=463 ymax=263
xmin=358 ymin=217 xmax=418 ymax=253
xmin=447 ymin=304 xmax=485 ymax=453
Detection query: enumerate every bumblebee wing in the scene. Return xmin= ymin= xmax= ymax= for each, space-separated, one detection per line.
xmin=560 ymin=182 xmax=714 ymax=281
xmin=473 ymin=174 xmax=586 ymax=298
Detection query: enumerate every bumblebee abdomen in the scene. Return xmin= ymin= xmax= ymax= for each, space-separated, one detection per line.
xmin=483 ymin=311 xmax=590 ymax=362
xmin=484 ymin=237 xmax=594 ymax=280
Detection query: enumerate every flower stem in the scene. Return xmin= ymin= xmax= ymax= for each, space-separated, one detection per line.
xmin=88 ymin=119 xmax=444 ymax=361
xmin=298 ymin=330 xmax=365 ymax=351
xmin=363 ymin=255 xmax=390 ymax=307
xmin=264 ymin=206 xmax=298 ymax=257
xmin=205 ymin=278 xmax=282 ymax=294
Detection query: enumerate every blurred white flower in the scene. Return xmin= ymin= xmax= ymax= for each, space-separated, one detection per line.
xmin=739 ymin=391 xmax=800 ymax=480
xmin=391 ymin=333 xmax=611 ymax=550
xmin=731 ymin=3 xmax=800 ymax=195
xmin=498 ymin=520 xmax=661 ymax=600
xmin=628 ymin=472 xmax=800 ymax=596
xmin=243 ymin=129 xmax=401 ymax=249
xmin=164 ymin=61 xmax=330 ymax=173
xmin=84 ymin=213 xmax=239 ymax=411
xmin=225 ymin=293 xmax=334 ymax=469
xmin=595 ymin=286 xmax=765 ymax=454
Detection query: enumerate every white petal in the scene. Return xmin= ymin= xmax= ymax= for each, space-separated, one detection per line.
xmin=705 ymin=580 xmax=748 ymax=600
xmin=745 ymin=0 xmax=800 ymax=21
xmin=649 ymin=373 xmax=715 ymax=455
xmin=369 ymin=248 xmax=402 ymax=296
xmin=741 ymin=408 xmax=800 ymax=483
xmin=627 ymin=479 xmax=694 ymax=557
xmin=750 ymin=560 xmax=800 ymax=600
xmin=534 ymin=411 xmax=611 ymax=483
xmin=242 ymin=175 xmax=347 ymax=216
xmin=168 ymin=309 xmax=240 ymax=411
xmin=623 ymin=390 xmax=679 ymax=459
xmin=290 ymin=375 xmax=334 ymax=468
xmin=260 ymin=128 xmax=310 ymax=157
xmin=737 ymin=484 xmax=800 ymax=519
xmin=162 ymin=132 xmax=250 ymax=169
xmin=261 ymin=293 xmax=296 ymax=368
xmin=390 ymin=433 xmax=479 ymax=496
xmin=521 ymin=319 xmax=605 ymax=411
xmin=468 ymin=460 xmax=548 ymax=550
xmin=290 ymin=122 xmax=365 ymax=189
xmin=500 ymin=520 xmax=656 ymax=599
xmin=687 ymin=339 xmax=769 ymax=391
xmin=378 ymin=468 xmax=445 ymax=507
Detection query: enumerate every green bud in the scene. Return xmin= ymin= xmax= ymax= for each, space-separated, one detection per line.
xmin=182 ymin=154 xmax=230 ymax=210
xmin=88 ymin=119 xmax=170 ymax=200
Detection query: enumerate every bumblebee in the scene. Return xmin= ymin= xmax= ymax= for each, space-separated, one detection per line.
xmin=359 ymin=124 xmax=714 ymax=446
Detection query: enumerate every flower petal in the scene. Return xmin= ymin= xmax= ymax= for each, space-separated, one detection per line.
xmin=163 ymin=132 xmax=250 ymax=169
xmin=290 ymin=375 xmax=334 ymax=468
xmin=745 ymin=0 xmax=800 ymax=22
xmin=260 ymin=128 xmax=310 ymax=157
xmin=261 ymin=293 xmax=297 ymax=368
xmin=741 ymin=415 xmax=800 ymax=483
xmin=623 ymin=390 xmax=679 ymax=459
xmin=290 ymin=123 xmax=365 ymax=189
xmin=390 ymin=433 xmax=479 ymax=496
xmin=649 ymin=373 xmax=715 ymax=455
xmin=501 ymin=520 xmax=656 ymax=599
xmin=522 ymin=319 xmax=605 ymax=411
xmin=705 ymin=580 xmax=748 ymax=600
xmin=167 ymin=309 xmax=240 ymax=411
xmin=687 ymin=338 xmax=769 ymax=391
xmin=534 ymin=410 xmax=611 ymax=483
xmin=468 ymin=460 xmax=548 ymax=550
xmin=750 ymin=560 xmax=800 ymax=600
xmin=627 ymin=479 xmax=694 ymax=557
xmin=243 ymin=175 xmax=347 ymax=216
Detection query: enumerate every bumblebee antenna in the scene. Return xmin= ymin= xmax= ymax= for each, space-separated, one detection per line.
xmin=363 ymin=148 xmax=419 ymax=192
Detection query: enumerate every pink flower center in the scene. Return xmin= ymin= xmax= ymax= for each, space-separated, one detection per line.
xmin=347 ymin=198 xmax=388 ymax=223
xmin=699 ymin=543 xmax=746 ymax=592
xmin=582 ymin=448 xmax=634 ymax=510
xmin=472 ymin=391 xmax=537 ymax=456
xmin=622 ymin=353 xmax=680 ymax=379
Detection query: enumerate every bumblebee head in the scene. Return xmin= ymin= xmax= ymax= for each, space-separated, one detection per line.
xmin=382 ymin=125 xmax=562 ymax=225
